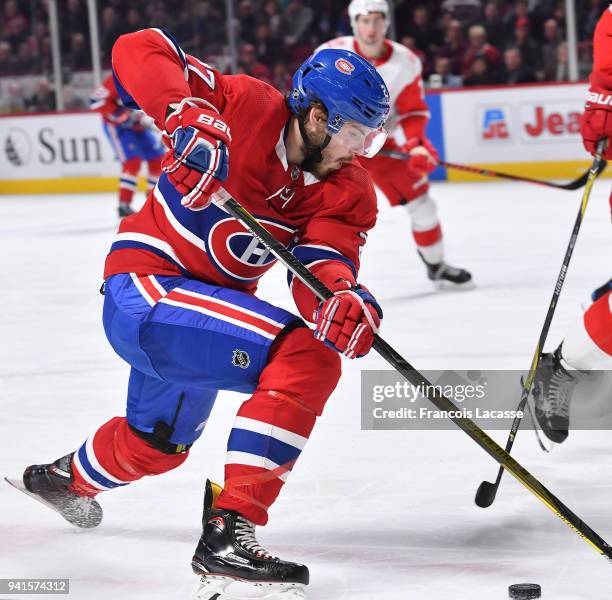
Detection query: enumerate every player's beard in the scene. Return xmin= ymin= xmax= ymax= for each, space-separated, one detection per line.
xmin=298 ymin=120 xmax=331 ymax=175
xmin=307 ymin=151 xmax=354 ymax=179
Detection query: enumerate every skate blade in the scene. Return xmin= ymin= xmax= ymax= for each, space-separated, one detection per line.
xmin=4 ymin=476 xmax=102 ymax=529
xmin=192 ymin=574 xmax=306 ymax=600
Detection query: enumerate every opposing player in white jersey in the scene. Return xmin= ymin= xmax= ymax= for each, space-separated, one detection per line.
xmin=318 ymin=0 xmax=472 ymax=286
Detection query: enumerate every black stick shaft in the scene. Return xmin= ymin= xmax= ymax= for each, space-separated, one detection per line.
xmin=381 ymin=149 xmax=606 ymax=190
xmin=475 ymin=142 xmax=606 ymax=502
xmin=215 ymin=190 xmax=612 ymax=563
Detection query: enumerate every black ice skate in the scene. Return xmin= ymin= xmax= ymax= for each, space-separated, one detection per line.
xmin=418 ymin=251 xmax=473 ymax=288
xmin=191 ymin=480 xmax=308 ymax=600
xmin=5 ymin=453 xmax=103 ymax=529
xmin=118 ymin=202 xmax=135 ymax=218
xmin=531 ymin=346 xmax=587 ymax=444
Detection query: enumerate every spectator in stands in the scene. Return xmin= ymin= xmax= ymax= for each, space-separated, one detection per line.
xmin=581 ymin=0 xmax=606 ymax=41
xmin=503 ymin=0 xmax=531 ymax=34
xmin=25 ymin=78 xmax=56 ymax=113
xmin=0 ymin=81 xmax=26 ymax=114
xmin=3 ymin=0 xmax=29 ymax=52
xmin=429 ymin=55 xmax=463 ymax=88
xmin=126 ymin=8 xmax=144 ymax=33
xmin=272 ymin=60 xmax=292 ymax=93
xmin=409 ymin=5 xmax=442 ymax=56
xmin=501 ymin=47 xmax=536 ymax=84
xmin=483 ymin=1 xmax=507 ymax=48
xmin=264 ymin=0 xmax=283 ymax=40
xmin=14 ymin=41 xmax=36 ymax=75
xmin=462 ymin=24 xmax=502 ymax=79
xmin=38 ymin=36 xmax=53 ymax=75
xmin=281 ymin=0 xmax=313 ymax=48
xmin=237 ymin=42 xmax=272 ymax=83
xmin=541 ymin=18 xmax=562 ymax=81
xmin=254 ymin=22 xmax=282 ymax=68
xmin=463 ymin=56 xmax=497 ymax=86
xmin=100 ymin=6 xmax=126 ymax=64
xmin=400 ymin=36 xmax=427 ymax=70
xmin=64 ymin=0 xmax=88 ymax=43
xmin=512 ymin=17 xmax=540 ymax=74
xmin=68 ymin=33 xmax=91 ymax=71
xmin=149 ymin=3 xmax=175 ymax=31
xmin=551 ymin=41 xmax=570 ymax=82
xmin=238 ymin=0 xmax=258 ymax=45
xmin=0 ymin=41 xmax=14 ymax=75
xmin=438 ymin=19 xmax=467 ymax=76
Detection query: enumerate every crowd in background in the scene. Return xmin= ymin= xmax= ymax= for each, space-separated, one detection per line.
xmin=0 ymin=0 xmax=607 ymax=114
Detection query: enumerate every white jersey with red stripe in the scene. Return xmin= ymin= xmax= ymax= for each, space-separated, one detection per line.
xmin=104 ymin=29 xmax=377 ymax=311
xmin=317 ymin=36 xmax=430 ymax=143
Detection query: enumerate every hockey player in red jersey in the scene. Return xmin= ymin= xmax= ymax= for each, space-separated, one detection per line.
xmin=15 ymin=28 xmax=390 ymax=600
xmin=318 ymin=0 xmax=472 ymax=287
xmin=90 ymin=73 xmax=165 ymax=217
xmin=531 ymin=7 xmax=612 ymax=444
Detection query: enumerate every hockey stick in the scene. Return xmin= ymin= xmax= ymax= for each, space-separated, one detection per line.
xmin=474 ymin=140 xmax=608 ymax=509
xmin=381 ymin=149 xmax=607 ymax=190
xmin=212 ymin=187 xmax=612 ymax=564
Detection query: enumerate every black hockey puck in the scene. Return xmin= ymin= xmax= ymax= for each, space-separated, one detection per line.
xmin=509 ymin=583 xmax=541 ymax=599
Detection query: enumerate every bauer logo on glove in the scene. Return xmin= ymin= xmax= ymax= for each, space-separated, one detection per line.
xmin=162 ymin=97 xmax=231 ymax=210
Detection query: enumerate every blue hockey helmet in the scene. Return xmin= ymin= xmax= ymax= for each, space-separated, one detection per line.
xmin=288 ymin=48 xmax=390 ymax=157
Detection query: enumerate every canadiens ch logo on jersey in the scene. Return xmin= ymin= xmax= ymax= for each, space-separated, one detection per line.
xmin=205 ymin=205 xmax=297 ymax=281
xmin=232 ymin=350 xmax=250 ymax=369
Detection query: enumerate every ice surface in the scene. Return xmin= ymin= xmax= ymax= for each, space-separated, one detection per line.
xmin=0 ymin=181 xmax=611 ymax=599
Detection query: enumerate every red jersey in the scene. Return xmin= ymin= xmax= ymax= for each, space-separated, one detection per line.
xmin=104 ymin=28 xmax=377 ymax=320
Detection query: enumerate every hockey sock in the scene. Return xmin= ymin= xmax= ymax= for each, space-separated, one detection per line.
xmin=406 ymin=194 xmax=444 ymax=264
xmin=70 ymin=416 xmax=188 ymax=497
xmin=119 ymin=158 xmax=141 ymax=205
xmin=217 ymin=327 xmax=341 ymax=525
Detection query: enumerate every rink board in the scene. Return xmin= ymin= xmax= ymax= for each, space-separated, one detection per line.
xmin=0 ymin=81 xmax=608 ymax=194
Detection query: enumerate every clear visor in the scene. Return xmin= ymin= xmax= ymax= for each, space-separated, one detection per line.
xmin=331 ymin=121 xmax=387 ymax=158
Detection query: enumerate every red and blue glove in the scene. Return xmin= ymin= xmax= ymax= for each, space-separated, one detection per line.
xmin=313 ymin=280 xmax=382 ymax=359
xmin=162 ymin=98 xmax=231 ymax=210
xmin=581 ymin=84 xmax=612 ymax=160
xmin=400 ymin=137 xmax=439 ymax=174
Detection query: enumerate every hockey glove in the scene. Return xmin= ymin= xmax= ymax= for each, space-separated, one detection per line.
xmin=110 ymin=107 xmax=147 ymax=130
xmin=400 ymin=137 xmax=439 ymax=174
xmin=313 ymin=280 xmax=382 ymax=359
xmin=162 ymin=98 xmax=231 ymax=210
xmin=581 ymin=84 xmax=612 ymax=160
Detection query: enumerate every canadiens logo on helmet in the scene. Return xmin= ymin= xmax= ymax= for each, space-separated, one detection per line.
xmin=334 ymin=58 xmax=355 ymax=75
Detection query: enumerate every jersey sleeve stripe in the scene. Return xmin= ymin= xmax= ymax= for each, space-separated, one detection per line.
xmin=286 ymin=245 xmax=357 ymax=287
xmin=111 ymin=71 xmax=140 ymax=110
xmin=149 ymin=27 xmax=188 ymax=79
xmin=154 ymin=177 xmax=208 ymax=252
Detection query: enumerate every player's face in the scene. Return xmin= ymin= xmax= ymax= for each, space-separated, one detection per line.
xmin=355 ymin=13 xmax=387 ymax=46
xmin=314 ymin=122 xmax=386 ymax=177
xmin=315 ymin=133 xmax=357 ymax=177
xmin=299 ymin=107 xmax=386 ymax=177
